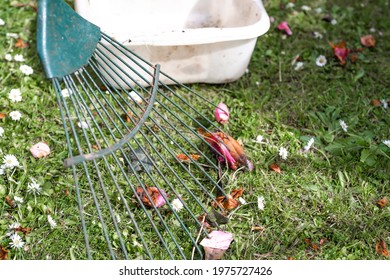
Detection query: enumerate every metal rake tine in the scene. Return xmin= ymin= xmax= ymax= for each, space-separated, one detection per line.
xmin=63 ymin=71 xmax=189 ymax=259
xmin=61 ymin=71 xmax=210 ymax=259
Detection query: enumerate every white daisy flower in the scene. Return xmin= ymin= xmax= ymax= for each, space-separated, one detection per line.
xmin=171 ymin=198 xmax=184 ymax=212
xmin=253 ymin=135 xmax=264 ymax=144
xmin=238 ymin=197 xmax=247 ymax=205
xmin=5 ymin=53 xmax=13 ymax=61
xmin=19 ymin=64 xmax=33 ymax=75
xmin=331 ymin=19 xmax=338 ymax=25
xmin=286 ymin=2 xmax=295 ymax=9
xmin=315 ymin=7 xmax=323 ymax=13
xmin=9 ymin=233 xmax=25 ymax=249
xmin=339 ymin=120 xmax=348 ymax=132
xmin=381 ymin=99 xmax=388 ymax=109
xmin=6 ymin=222 xmax=20 ymax=236
xmin=257 ymin=196 xmax=265 ymax=211
xmin=6 ymin=32 xmax=19 ymax=38
xmin=316 ymin=55 xmax=327 ymax=67
xmin=0 ymin=127 xmax=4 ymax=137
xmin=77 ymin=121 xmax=89 ymax=129
xmin=313 ymin=31 xmax=323 ymax=39
xmin=61 ymin=88 xmax=72 ymax=98
xmin=294 ymin=62 xmax=304 ymax=71
xmin=303 ymin=137 xmax=315 ymax=152
xmin=14 ymin=54 xmax=25 ymax=62
xmin=10 ymin=110 xmax=22 ymax=121
xmin=27 ymin=178 xmax=42 ymax=195
xmin=279 ymin=146 xmax=288 ymax=160
xmin=48 ymin=215 xmax=57 ymax=229
xmin=301 ymin=5 xmax=312 ymax=11
xmin=3 ymin=154 xmax=20 ymax=168
xmin=13 ymin=196 xmax=24 ymax=205
xmin=382 ymin=140 xmax=390 ymax=148
xmin=8 ymin=88 xmax=22 ymax=102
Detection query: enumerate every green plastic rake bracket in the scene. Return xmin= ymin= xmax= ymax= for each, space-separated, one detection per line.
xmin=36 ymin=0 xmax=101 ymax=78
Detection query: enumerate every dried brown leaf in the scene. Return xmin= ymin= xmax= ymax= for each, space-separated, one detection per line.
xmin=5 ymin=195 xmax=15 ymax=208
xmin=15 ymin=38 xmax=29 ymax=48
xmin=0 ymin=113 xmax=7 ymax=119
xmin=375 ymin=239 xmax=389 ymax=257
xmin=251 ymin=225 xmax=265 ymax=232
xmin=269 ymin=163 xmax=282 ymax=173
xmin=371 ymin=99 xmax=381 ymax=107
xmin=376 ymin=197 xmax=388 ymax=208
xmin=15 ymin=226 xmax=32 ymax=235
xmin=360 ymin=34 xmax=376 ymax=47
xmin=0 ymin=246 xmax=9 ymax=260
xmin=231 ymin=187 xmax=244 ymax=199
xmin=212 ymin=195 xmax=239 ymax=211
xmin=176 ymin=154 xmax=201 ymax=162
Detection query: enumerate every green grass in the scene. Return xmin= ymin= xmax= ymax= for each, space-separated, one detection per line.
xmin=0 ymin=0 xmax=389 ymax=260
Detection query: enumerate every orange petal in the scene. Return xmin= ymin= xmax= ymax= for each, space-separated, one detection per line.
xmin=15 ymin=38 xmax=29 ymax=48
xmin=360 ymin=34 xmax=376 ymax=47
xmin=176 ymin=154 xmax=201 ymax=162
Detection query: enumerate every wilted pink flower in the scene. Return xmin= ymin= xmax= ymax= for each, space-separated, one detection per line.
xmin=198 ymin=129 xmax=252 ymax=171
xmin=278 ymin=21 xmax=292 ymax=36
xmin=215 ymin=102 xmax=230 ymax=124
xmin=30 ymin=142 xmax=51 ymax=158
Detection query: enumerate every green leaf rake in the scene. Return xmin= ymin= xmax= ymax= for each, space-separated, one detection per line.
xmin=37 ymin=0 xmax=248 ymax=260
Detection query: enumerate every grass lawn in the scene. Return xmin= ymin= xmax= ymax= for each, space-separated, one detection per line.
xmin=0 ymin=0 xmax=389 ymax=260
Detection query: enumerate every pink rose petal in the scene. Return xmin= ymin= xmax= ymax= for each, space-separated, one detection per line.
xmin=30 ymin=142 xmax=51 ymax=158
xmin=200 ymin=230 xmax=233 ymax=250
xmin=278 ymin=21 xmax=292 ymax=36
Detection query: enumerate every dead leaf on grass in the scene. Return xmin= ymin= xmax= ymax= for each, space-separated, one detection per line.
xmin=15 ymin=38 xmax=29 ymax=48
xmin=0 ymin=246 xmax=9 ymax=260
xmin=269 ymin=163 xmax=282 ymax=173
xmin=360 ymin=34 xmax=376 ymax=47
xmin=15 ymin=226 xmax=32 ymax=235
xmin=176 ymin=153 xmax=201 ymax=162
xmin=371 ymin=99 xmax=381 ymax=107
xmin=0 ymin=113 xmax=7 ymax=119
xmin=375 ymin=239 xmax=389 ymax=257
xmin=376 ymin=197 xmax=388 ymax=208
xmin=5 ymin=195 xmax=15 ymax=208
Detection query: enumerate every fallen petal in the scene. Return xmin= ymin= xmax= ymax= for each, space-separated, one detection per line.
xmin=200 ymin=230 xmax=233 ymax=251
xmin=330 ymin=41 xmax=349 ymax=65
xmin=30 ymin=142 xmax=51 ymax=158
xmin=135 ymin=186 xmax=167 ymax=208
xmin=215 ymin=102 xmax=230 ymax=124
xmin=360 ymin=34 xmax=376 ymax=47
xmin=278 ymin=21 xmax=292 ymax=36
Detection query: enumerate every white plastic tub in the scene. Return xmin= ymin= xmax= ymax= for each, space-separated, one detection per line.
xmin=74 ymin=0 xmax=270 ymax=85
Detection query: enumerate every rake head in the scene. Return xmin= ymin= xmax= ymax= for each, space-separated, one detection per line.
xmin=37 ymin=0 xmax=251 ymax=259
